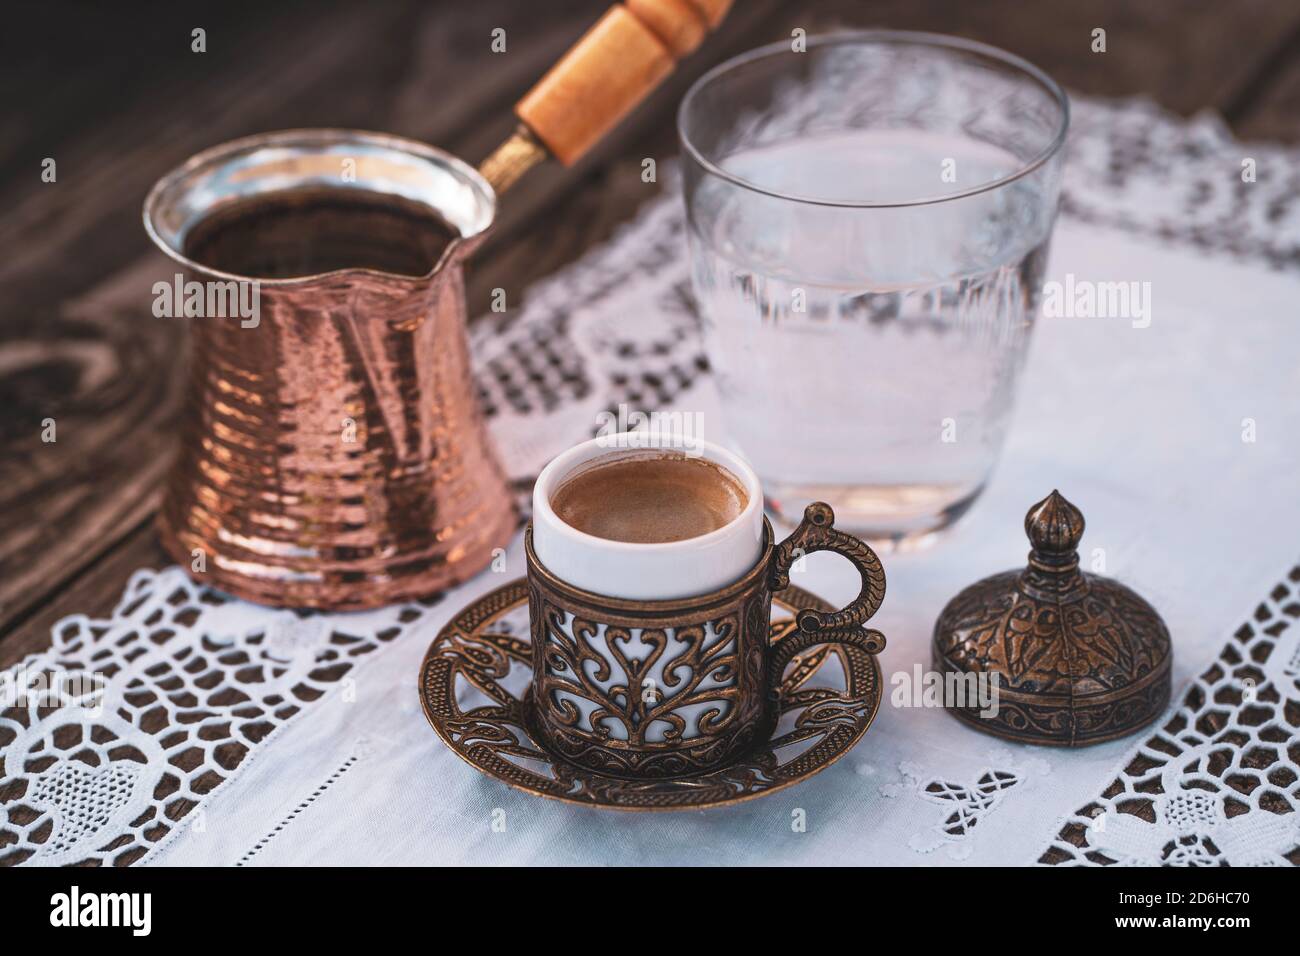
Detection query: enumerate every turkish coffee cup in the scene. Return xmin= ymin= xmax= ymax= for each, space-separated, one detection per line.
xmin=525 ymin=432 xmax=887 ymax=778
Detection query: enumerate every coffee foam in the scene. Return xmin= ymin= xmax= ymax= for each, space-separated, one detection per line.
xmin=548 ymin=451 xmax=749 ymax=544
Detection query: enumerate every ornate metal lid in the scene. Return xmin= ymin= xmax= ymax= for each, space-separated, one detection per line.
xmin=932 ymin=491 xmax=1172 ymax=746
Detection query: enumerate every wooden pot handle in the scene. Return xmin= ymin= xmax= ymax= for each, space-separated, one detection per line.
xmin=515 ymin=0 xmax=734 ymax=167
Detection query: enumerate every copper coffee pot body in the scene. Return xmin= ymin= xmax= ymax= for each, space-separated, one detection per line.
xmin=141 ymin=2 xmax=740 ymax=608
xmin=144 ymin=130 xmax=516 ymax=609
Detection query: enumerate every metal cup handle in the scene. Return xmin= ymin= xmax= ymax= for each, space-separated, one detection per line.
xmin=766 ymin=502 xmax=887 ymax=702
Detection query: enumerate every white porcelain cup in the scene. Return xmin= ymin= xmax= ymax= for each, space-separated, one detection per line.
xmin=530 ymin=433 xmax=765 ymax=600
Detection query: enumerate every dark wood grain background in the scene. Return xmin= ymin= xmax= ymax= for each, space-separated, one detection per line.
xmin=2 ymin=0 xmax=1298 ymax=668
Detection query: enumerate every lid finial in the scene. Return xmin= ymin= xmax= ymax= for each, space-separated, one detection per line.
xmin=1025 ymin=489 xmax=1084 ymax=562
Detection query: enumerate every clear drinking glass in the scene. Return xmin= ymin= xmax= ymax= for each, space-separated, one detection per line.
xmin=679 ymin=31 xmax=1068 ymax=547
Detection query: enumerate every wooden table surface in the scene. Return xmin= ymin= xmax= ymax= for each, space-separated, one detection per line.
xmin=2 ymin=0 xmax=1298 ymax=670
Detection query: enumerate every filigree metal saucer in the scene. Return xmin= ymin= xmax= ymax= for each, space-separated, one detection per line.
xmin=419 ymin=579 xmax=882 ymax=810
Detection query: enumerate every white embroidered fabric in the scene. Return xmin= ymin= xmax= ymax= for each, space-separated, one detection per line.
xmin=1042 ymin=567 xmax=1300 ymax=866
xmin=3 ymin=95 xmax=1299 ymax=866
xmin=881 ymin=751 xmax=1053 ymax=861
xmin=0 ymin=571 xmax=440 ymax=865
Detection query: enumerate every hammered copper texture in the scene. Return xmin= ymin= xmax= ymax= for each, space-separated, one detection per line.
xmin=419 ymin=577 xmax=883 ymax=810
xmin=157 ymin=254 xmax=517 ymax=609
xmin=144 ymin=131 xmax=516 ymax=610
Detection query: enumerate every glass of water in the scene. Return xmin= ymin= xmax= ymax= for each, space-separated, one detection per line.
xmin=679 ymin=31 xmax=1068 ymax=547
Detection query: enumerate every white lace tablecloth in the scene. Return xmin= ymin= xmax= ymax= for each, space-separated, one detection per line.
xmin=3 ymin=97 xmax=1299 ymax=866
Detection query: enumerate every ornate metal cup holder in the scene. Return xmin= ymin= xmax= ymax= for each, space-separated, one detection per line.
xmin=419 ymin=578 xmax=882 ymax=810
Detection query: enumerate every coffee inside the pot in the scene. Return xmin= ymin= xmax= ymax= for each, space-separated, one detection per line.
xmin=182 ymin=188 xmax=460 ymax=279
xmin=549 ymin=452 xmax=749 ymax=544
